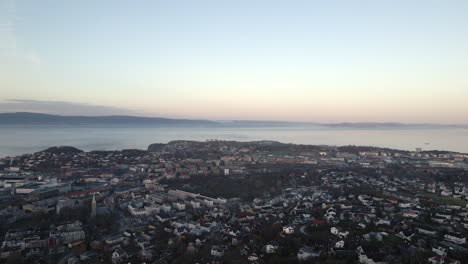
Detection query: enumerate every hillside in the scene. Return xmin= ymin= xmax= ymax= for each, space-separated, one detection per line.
xmin=0 ymin=112 xmax=216 ymax=126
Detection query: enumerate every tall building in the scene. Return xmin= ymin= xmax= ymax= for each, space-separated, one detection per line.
xmin=91 ymin=195 xmax=96 ymax=218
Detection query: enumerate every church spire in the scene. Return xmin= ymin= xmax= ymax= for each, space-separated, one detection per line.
xmin=91 ymin=194 xmax=97 ymax=218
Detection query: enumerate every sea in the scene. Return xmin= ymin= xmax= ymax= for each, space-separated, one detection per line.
xmin=0 ymin=125 xmax=467 ymax=157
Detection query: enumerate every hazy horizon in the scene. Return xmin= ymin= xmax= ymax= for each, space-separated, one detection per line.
xmin=1 ymin=0 xmax=468 ymax=124
xmin=1 ymin=110 xmax=468 ymax=126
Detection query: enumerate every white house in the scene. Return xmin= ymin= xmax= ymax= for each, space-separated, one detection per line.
xmin=331 ymin=227 xmax=339 ymax=235
xmin=112 ymin=247 xmax=127 ymax=264
xmin=417 ymin=227 xmax=437 ymax=236
xmin=161 ymin=203 xmax=171 ymax=213
xmin=357 ymin=246 xmax=385 ymax=264
xmin=283 ymin=225 xmax=295 ymax=235
xmin=248 ymin=253 xmax=259 ymax=262
xmin=265 ymin=244 xmax=279 ymax=254
xmin=173 ymin=202 xmax=186 ymax=211
xmin=190 ymin=200 xmax=201 ymax=209
xmin=432 ymin=246 xmax=447 ymax=257
xmin=398 ymin=202 xmax=411 ymax=208
xmin=363 ymin=232 xmax=383 ymax=242
xmin=335 ymin=240 xmax=345 ymax=248
xmin=403 ymin=210 xmax=418 ymax=218
xmin=397 ymin=230 xmax=414 ymax=241
xmin=297 ymin=247 xmax=320 ymax=261
xmin=441 ymin=190 xmax=453 ymax=196
xmin=444 ymin=233 xmax=466 ymax=245
xmin=330 ymin=227 xmax=349 ymax=238
xmin=339 ymin=231 xmax=350 ymax=238
xmin=435 ymin=213 xmax=451 ymax=220
xmin=211 ymin=245 xmax=225 ymax=258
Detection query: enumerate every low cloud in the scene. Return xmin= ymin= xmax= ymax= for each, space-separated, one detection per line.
xmin=0 ymin=99 xmax=143 ymax=116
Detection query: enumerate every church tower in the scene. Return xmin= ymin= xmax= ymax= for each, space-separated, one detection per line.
xmin=91 ymin=194 xmax=97 ymax=218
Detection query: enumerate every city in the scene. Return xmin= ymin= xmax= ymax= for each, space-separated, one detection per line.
xmin=0 ymin=140 xmax=466 ymax=263
xmin=2 ymin=1 xmax=468 ymax=263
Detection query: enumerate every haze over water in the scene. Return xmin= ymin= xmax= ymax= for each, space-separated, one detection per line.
xmin=1 ymin=126 xmax=467 ymax=157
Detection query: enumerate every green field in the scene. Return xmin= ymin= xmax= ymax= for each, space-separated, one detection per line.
xmin=420 ymin=193 xmax=468 ymax=207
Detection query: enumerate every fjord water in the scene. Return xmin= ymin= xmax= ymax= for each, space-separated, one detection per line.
xmin=0 ymin=126 xmax=467 ymax=157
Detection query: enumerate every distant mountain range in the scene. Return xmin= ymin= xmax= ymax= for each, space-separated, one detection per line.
xmin=0 ymin=112 xmax=216 ymax=126
xmin=0 ymin=112 xmax=466 ymax=128
xmin=324 ymin=122 xmax=468 ymax=129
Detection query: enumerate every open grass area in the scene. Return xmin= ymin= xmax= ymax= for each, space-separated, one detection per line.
xmin=420 ymin=193 xmax=468 ymax=207
xmin=161 ymin=173 xmax=287 ymax=201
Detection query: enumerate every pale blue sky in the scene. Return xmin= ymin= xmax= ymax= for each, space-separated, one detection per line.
xmin=1 ymin=0 xmax=468 ymax=123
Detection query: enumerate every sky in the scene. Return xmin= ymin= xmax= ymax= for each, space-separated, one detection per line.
xmin=1 ymin=0 xmax=468 ymax=124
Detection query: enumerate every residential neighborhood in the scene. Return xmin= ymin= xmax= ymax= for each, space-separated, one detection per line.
xmin=0 ymin=140 xmax=467 ymax=263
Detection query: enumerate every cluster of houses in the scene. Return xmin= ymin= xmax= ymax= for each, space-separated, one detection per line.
xmin=0 ymin=140 xmax=466 ymax=263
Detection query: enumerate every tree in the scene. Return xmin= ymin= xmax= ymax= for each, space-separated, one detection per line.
xmin=6 ymin=251 xmax=24 ymax=264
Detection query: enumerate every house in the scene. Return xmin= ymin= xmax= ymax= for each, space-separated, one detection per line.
xmin=432 ymin=246 xmax=447 ymax=257
xmin=325 ymin=208 xmax=337 ymax=221
xmin=283 ymin=224 xmax=295 ymax=235
xmin=173 ymin=202 xmax=186 ymax=211
xmin=444 ymin=232 xmax=466 ymax=245
xmin=396 ymin=230 xmax=414 ymax=241
xmin=265 ymin=243 xmax=279 ymax=254
xmin=430 ymin=256 xmax=443 ymax=264
xmin=161 ymin=203 xmax=171 ymax=213
xmin=211 ymin=245 xmax=225 ymax=258
xmin=339 ymin=231 xmax=350 ymax=238
xmin=403 ymin=210 xmax=418 ymax=218
xmin=331 ymin=227 xmax=349 ymax=238
xmin=441 ymin=190 xmax=453 ymax=196
xmin=331 ymin=227 xmax=339 ymax=235
xmin=297 ymin=247 xmax=321 ymax=262
xmin=462 ymin=219 xmax=468 ymax=229
xmin=240 ymin=245 xmax=250 ymax=256
xmin=174 ymin=227 xmax=188 ymax=236
xmin=356 ymin=246 xmax=385 ymax=264
xmin=335 ymin=240 xmax=345 ymax=248
xmin=139 ymin=249 xmax=156 ymax=262
xmin=248 ymin=253 xmax=259 ymax=262
xmin=105 ymin=235 xmax=125 ymax=246
xmin=417 ymin=227 xmax=437 ymax=236
xmin=363 ymin=232 xmax=383 ymax=242
xmin=156 ymin=212 xmax=170 ymax=222
xmin=111 ymin=247 xmax=127 ymax=264
xmin=68 ymin=257 xmax=80 ymax=264
xmin=435 ymin=213 xmax=451 ymax=220
xmin=398 ymin=202 xmax=411 ymax=208
xmin=432 ymin=216 xmax=448 ymax=224
xmin=428 ymin=256 xmax=461 ymax=264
